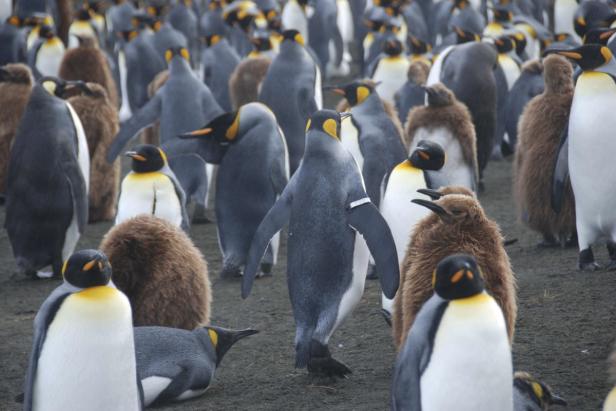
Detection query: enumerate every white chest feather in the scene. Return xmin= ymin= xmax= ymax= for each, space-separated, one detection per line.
xmin=421 ymin=294 xmax=513 ymax=411
xmin=36 ymin=41 xmax=65 ymax=77
xmin=34 ymin=289 xmax=140 ymax=411
xmin=116 ymin=172 xmax=182 ymax=227
xmin=427 ymin=45 xmax=454 ymax=86
xmin=554 ymin=0 xmax=579 ymax=40
xmin=118 ymin=51 xmax=132 ymax=121
xmin=313 ymin=60 xmax=323 ymax=110
xmin=340 ymin=120 xmax=363 ymax=170
xmin=498 ymin=54 xmax=520 ymax=90
xmin=281 ymin=1 xmax=309 ymax=42
xmin=373 ymin=57 xmax=411 ymax=105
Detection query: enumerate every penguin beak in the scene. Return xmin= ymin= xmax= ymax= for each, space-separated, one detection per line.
xmin=416 ymin=188 xmax=443 ymax=200
xmin=82 ymin=259 xmax=98 ymax=271
xmin=550 ymin=394 xmax=567 ymax=406
xmin=125 ymin=151 xmax=146 ymax=161
xmin=576 ymin=16 xmax=586 ymax=27
xmin=411 ymin=199 xmax=453 ymax=223
xmin=179 ymin=128 xmax=213 ymax=138
xmin=545 ymin=49 xmax=583 ymax=60
xmin=324 ymin=86 xmax=346 ymax=96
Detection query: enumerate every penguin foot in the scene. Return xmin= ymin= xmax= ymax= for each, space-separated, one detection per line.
xmin=366 ymin=264 xmax=378 ymax=280
xmin=220 ymin=264 xmax=242 ymax=279
xmin=258 ymin=263 xmax=273 ymax=278
xmin=578 ymin=248 xmax=600 ymax=271
xmin=307 ymin=340 xmax=351 ymax=378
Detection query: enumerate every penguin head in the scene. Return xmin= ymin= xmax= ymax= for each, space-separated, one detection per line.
xmin=38 ymin=24 xmax=56 ymax=41
xmin=364 ymin=7 xmax=389 ymax=33
xmin=409 ymin=140 xmax=445 ymax=171
xmin=125 ymin=144 xmax=167 ymax=173
xmin=432 ymin=254 xmax=485 ymax=300
xmin=179 ymin=111 xmax=242 ymax=162
xmin=453 ymin=26 xmax=480 ymax=44
xmin=407 ymin=35 xmax=431 ymax=55
xmin=407 ymin=60 xmax=430 ymax=85
xmin=583 ymin=27 xmax=616 ymax=45
xmin=327 ymin=80 xmax=375 ymax=107
xmin=513 ymin=372 xmax=567 ymax=409
xmin=39 ymin=77 xmax=83 ymax=97
xmin=453 ymin=0 xmax=469 ymax=10
xmin=542 ymin=54 xmax=574 ymax=95
xmin=146 ymin=4 xmax=168 ymax=18
xmin=165 ymin=46 xmax=190 ymax=63
xmin=423 ymin=83 xmax=454 ymax=107
xmin=6 ymin=15 xmax=22 ymax=27
xmin=494 ymin=35 xmax=516 ymax=54
xmin=383 ymin=37 xmax=403 ymax=56
xmin=203 ymin=326 xmax=259 ymax=366
xmin=411 ymin=193 xmax=485 ymax=227
xmin=250 ymin=29 xmax=273 ymax=51
xmin=305 ymin=109 xmax=351 ymax=141
xmin=75 ymin=7 xmax=92 ymax=22
xmin=0 ymin=64 xmax=33 ymax=85
xmin=281 ymin=29 xmax=305 ymax=46
xmin=574 ymin=2 xmax=616 ymax=38
xmin=491 ymin=7 xmax=513 ymax=23
xmin=62 ymin=249 xmax=112 ymax=289
xmin=545 ymin=44 xmax=613 ymax=71
xmin=223 ymin=1 xmax=261 ymax=32
xmin=510 ymin=31 xmax=527 ymax=56
xmin=204 ymin=34 xmax=223 ymax=47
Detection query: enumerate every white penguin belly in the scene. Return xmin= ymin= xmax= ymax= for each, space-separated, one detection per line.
xmin=313 ymin=60 xmax=323 ymax=109
xmin=555 ymin=0 xmax=579 ymax=40
xmin=118 ymin=50 xmax=132 ymax=121
xmin=141 ymin=376 xmax=172 ymax=406
xmin=116 ymin=173 xmax=183 ymax=227
xmin=498 ymin=55 xmax=520 ymax=90
xmin=410 ymin=127 xmax=475 ymax=190
xmin=336 ymin=0 xmax=353 ymax=42
xmin=340 ymin=120 xmax=364 ymax=170
xmin=373 ymin=58 xmax=411 ymax=105
xmin=420 ymin=293 xmax=513 ymax=411
xmin=36 ymin=41 xmax=65 ymax=77
xmin=33 ymin=287 xmax=140 ymax=411
xmin=427 ymin=46 xmax=454 ymax=86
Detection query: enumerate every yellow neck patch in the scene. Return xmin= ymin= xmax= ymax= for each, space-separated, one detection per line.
xmin=531 ymin=382 xmax=543 ymax=399
xmin=294 ymin=33 xmax=305 ymax=46
xmin=225 ymin=113 xmax=241 ymax=140
xmin=208 ymin=329 xmax=219 ymax=346
xmin=180 ymin=48 xmax=190 ymax=60
xmin=451 ymin=292 xmax=491 ymax=306
xmin=75 ymin=286 xmax=115 ymax=300
xmin=210 ymin=35 xmax=221 ymax=46
xmin=322 ymin=118 xmax=338 ymax=139
xmin=158 ymin=148 xmax=168 ymax=164
xmin=602 ymin=47 xmax=613 ymax=64
xmin=305 ymin=118 xmax=311 ymax=132
xmin=356 ymin=86 xmax=370 ymax=104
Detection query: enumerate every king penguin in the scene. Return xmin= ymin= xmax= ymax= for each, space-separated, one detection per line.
xmin=179 ymin=102 xmax=289 ymax=278
xmin=371 ymin=36 xmax=411 ymax=105
xmin=392 ymin=254 xmax=513 ymax=411
xmin=259 ymin=29 xmax=321 ymax=174
xmin=513 ymin=372 xmax=567 ymax=411
xmin=0 ymin=15 xmax=27 ymax=65
xmin=116 ymin=144 xmax=189 ymax=229
xmin=241 ymin=110 xmax=399 ymax=377
xmin=551 ymin=44 xmax=616 ymax=270
xmin=5 ymin=77 xmax=89 ymax=278
xmin=28 ymin=24 xmax=65 ymax=78
xmin=23 ymin=249 xmax=141 ymax=411
xmin=495 ymin=35 xmax=522 ymax=90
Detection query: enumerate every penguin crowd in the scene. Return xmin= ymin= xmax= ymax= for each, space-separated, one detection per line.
xmin=2 ymin=0 xmax=616 ymax=409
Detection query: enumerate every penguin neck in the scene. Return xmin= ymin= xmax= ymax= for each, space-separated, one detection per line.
xmin=194 ymin=328 xmax=218 ymax=361
xmin=279 ymin=41 xmax=304 ymax=57
xmin=304 ymin=134 xmax=340 ymax=158
xmin=352 ymin=91 xmax=381 ymax=113
xmin=169 ymin=57 xmax=191 ymax=76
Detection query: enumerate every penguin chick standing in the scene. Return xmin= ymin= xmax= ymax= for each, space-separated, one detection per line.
xmin=23 ymin=249 xmax=140 ymax=411
xmin=180 ymin=102 xmax=289 ymax=278
xmin=406 ymin=83 xmax=479 ymax=191
xmin=5 ymin=77 xmax=89 ymax=278
xmin=514 ymin=54 xmax=575 ymax=247
xmin=241 ymin=110 xmax=399 ymax=377
xmin=100 ymin=215 xmax=211 ymax=329
xmin=513 ymin=372 xmax=567 ymax=411
xmin=136 ymin=326 xmax=258 ymax=406
xmin=392 ymin=193 xmax=517 ymax=349
xmin=371 ymin=37 xmax=410 ymax=105
xmin=116 ymin=144 xmax=189 ymax=229
xmin=392 ymin=254 xmax=513 ymax=411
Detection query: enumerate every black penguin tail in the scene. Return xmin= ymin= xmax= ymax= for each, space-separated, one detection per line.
xmin=294 ymin=327 xmax=315 ymax=369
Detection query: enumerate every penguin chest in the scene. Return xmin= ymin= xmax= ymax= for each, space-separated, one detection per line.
xmin=118 ymin=51 xmax=132 ymax=121
xmin=116 ymin=173 xmax=182 ymax=226
xmin=36 ymin=40 xmax=65 ymax=77
xmin=427 ymin=46 xmax=454 ymax=86
xmin=281 ymin=1 xmax=309 ymax=41
xmin=340 ymin=119 xmax=363 ymax=170
xmin=34 ymin=288 xmax=140 ymax=411
xmin=373 ymin=58 xmax=411 ymax=104
xmin=420 ymin=294 xmax=513 ymax=411
xmin=554 ymin=0 xmax=578 ymax=38
xmin=498 ymin=54 xmax=520 ymax=90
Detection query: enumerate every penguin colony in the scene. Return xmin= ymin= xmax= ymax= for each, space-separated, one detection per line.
xmin=4 ymin=0 xmax=616 ymax=409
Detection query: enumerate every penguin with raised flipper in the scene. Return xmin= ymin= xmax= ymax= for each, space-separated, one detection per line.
xmin=241 ymin=110 xmax=399 ymax=377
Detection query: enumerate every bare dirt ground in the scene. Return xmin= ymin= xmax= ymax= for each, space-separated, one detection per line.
xmin=1 ymin=147 xmax=615 ymax=410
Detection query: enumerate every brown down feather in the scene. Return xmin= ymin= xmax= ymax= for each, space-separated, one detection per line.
xmin=392 ymin=193 xmax=517 ymax=350
xmin=407 ymin=60 xmax=430 ymax=84
xmin=229 ymin=56 xmax=271 ymax=110
xmin=0 ymin=64 xmax=33 ymax=194
xmin=100 ymin=215 xmax=211 ymax=330
xmin=513 ymin=54 xmax=575 ymax=244
xmin=141 ymin=70 xmax=169 ymax=146
xmin=67 ymin=82 xmax=120 ymax=222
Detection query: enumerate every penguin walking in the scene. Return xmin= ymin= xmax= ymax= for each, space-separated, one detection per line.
xmin=405 ymin=83 xmax=479 ymax=191
xmin=202 ymin=34 xmax=241 ymax=112
xmin=241 ymin=110 xmax=399 ymax=377
xmin=180 ymin=102 xmax=289 ymax=278
xmin=550 ymin=45 xmax=616 ymax=270
xmin=392 ymin=254 xmax=513 ymax=411
xmin=28 ymin=25 xmax=65 ymax=78
xmin=136 ymin=325 xmax=258 ymax=406
xmin=116 ymin=144 xmax=189 ymax=229
xmin=513 ymin=372 xmax=567 ymax=411
xmin=392 ymin=192 xmax=517 ymax=349
xmin=370 ymin=37 xmax=410 ymax=105
xmin=5 ymin=77 xmax=89 ymax=278
xmin=514 ymin=54 xmax=575 ymax=247
xmin=23 ymin=249 xmax=141 ymax=411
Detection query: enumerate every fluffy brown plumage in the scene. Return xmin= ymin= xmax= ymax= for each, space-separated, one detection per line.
xmin=59 ymin=40 xmax=119 ymax=108
xmin=141 ymin=69 xmax=169 ymax=146
xmin=0 ymin=64 xmax=33 ymax=195
xmin=100 ymin=215 xmax=211 ymax=329
xmin=392 ymin=193 xmax=517 ymax=349
xmin=229 ymin=56 xmax=271 ymax=110
xmin=513 ymin=54 xmax=575 ymax=245
xmin=405 ymin=83 xmax=478 ymax=180
xmin=407 ymin=60 xmax=430 ymax=84
xmin=68 ymin=82 xmax=120 ymax=222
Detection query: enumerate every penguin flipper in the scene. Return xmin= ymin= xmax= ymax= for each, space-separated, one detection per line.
xmin=551 ymin=122 xmax=569 ymax=214
xmin=106 ymin=95 xmax=162 ymax=162
xmin=61 ymin=161 xmax=88 ymax=233
xmin=346 ymin=200 xmax=399 ymax=299
xmin=242 ymin=192 xmax=293 ymax=298
xmin=163 ymin=166 xmax=191 ymax=231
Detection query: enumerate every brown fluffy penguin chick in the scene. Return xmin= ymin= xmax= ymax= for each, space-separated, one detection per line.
xmin=141 ymin=70 xmax=169 ymax=146
xmin=513 ymin=54 xmax=575 ymax=247
xmin=59 ymin=37 xmax=119 ymax=108
xmin=67 ymin=82 xmax=120 ymax=222
xmin=0 ymin=64 xmax=33 ymax=195
xmin=407 ymin=59 xmax=430 ymax=85
xmin=228 ymin=56 xmax=271 ymax=110
xmin=392 ymin=194 xmax=517 ymax=349
xmin=100 ymin=215 xmax=211 ymax=329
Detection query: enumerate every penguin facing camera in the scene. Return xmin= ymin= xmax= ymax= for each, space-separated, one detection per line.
xmin=27 ymin=24 xmax=65 ymax=78
xmin=370 ymin=36 xmax=410 ymax=105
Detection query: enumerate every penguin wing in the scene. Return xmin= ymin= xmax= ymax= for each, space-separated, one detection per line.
xmin=106 ymin=94 xmax=162 ymax=162
xmin=551 ymin=122 xmax=569 ymax=214
xmin=23 ymin=285 xmax=74 ymax=411
xmin=298 ymin=86 xmax=318 ymax=122
xmin=242 ymin=189 xmax=293 ymax=298
xmin=346 ymin=200 xmax=399 ymax=298
xmin=163 ymin=168 xmax=191 ymax=231
xmin=61 ymin=154 xmax=89 ymax=233
xmin=391 ymin=296 xmax=448 ymax=411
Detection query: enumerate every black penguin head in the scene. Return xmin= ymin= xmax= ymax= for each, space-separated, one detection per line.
xmin=223 ymin=1 xmax=261 ymax=31
xmin=281 ymin=29 xmax=305 ymax=46
xmin=407 ymin=35 xmax=431 ymax=55
xmin=513 ymin=372 xmax=567 ymax=409
xmin=146 ymin=4 xmax=168 ymax=18
xmin=39 ymin=76 xmax=69 ymax=97
xmin=62 ymin=249 xmax=112 ymax=289
xmin=39 ymin=24 xmax=55 ymax=40
xmin=165 ymin=46 xmax=190 ymax=63
xmin=432 ymin=254 xmax=485 ymax=301
xmin=364 ymin=7 xmax=389 ymax=32
xmin=383 ymin=37 xmax=403 ymax=56
xmin=180 ymin=111 xmax=240 ymax=144
xmin=327 ymin=80 xmax=375 ymax=106
xmin=204 ymin=34 xmax=223 ymax=46
xmin=574 ymin=1 xmax=616 ymax=38
xmin=75 ymin=7 xmax=92 ymax=22
xmin=409 ymin=140 xmax=445 ymax=171
xmin=545 ymin=44 xmax=613 ymax=71
xmin=453 ymin=26 xmax=480 ymax=44
xmin=306 ymin=110 xmax=351 ymax=141
xmin=584 ymin=27 xmax=616 ymax=45
xmin=510 ymin=31 xmax=527 ymax=55
xmin=453 ymin=0 xmax=469 ymax=10
xmin=204 ymin=327 xmax=259 ymax=366
xmin=250 ymin=29 xmax=273 ymax=51
xmin=494 ymin=35 xmax=516 ymax=54
xmin=125 ymin=144 xmax=167 ymax=173
xmin=423 ymin=83 xmax=454 ymax=107
xmin=492 ymin=7 xmax=513 ymax=23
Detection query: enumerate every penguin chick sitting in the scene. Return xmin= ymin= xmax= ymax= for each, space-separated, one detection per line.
xmin=115 ymin=144 xmax=189 ymax=229
xmin=136 ymin=326 xmax=258 ymax=407
xmin=405 ymin=82 xmax=479 ymax=192
xmin=514 ymin=372 xmax=567 ymax=411
xmin=100 ymin=215 xmax=211 ymax=330
xmin=392 ymin=193 xmax=517 ymax=349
